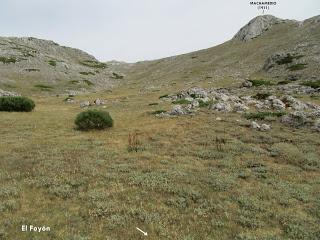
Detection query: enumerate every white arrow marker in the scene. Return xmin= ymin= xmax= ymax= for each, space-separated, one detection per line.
xmin=136 ymin=227 xmax=148 ymax=236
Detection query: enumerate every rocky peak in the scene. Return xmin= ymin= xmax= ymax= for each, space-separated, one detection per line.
xmin=233 ymin=15 xmax=282 ymax=41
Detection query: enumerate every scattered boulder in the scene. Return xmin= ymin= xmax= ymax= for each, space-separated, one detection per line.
xmin=233 ymin=103 xmax=249 ymax=113
xmin=242 ymin=80 xmax=253 ymax=88
xmin=169 ymin=105 xmax=188 ymax=116
xmin=272 ymin=99 xmax=286 ymax=111
xmin=94 ymin=98 xmax=105 ymax=105
xmin=0 ymin=89 xmax=20 ymax=97
xmin=211 ymin=102 xmax=232 ymax=112
xmin=281 ymin=111 xmax=307 ymax=127
xmin=261 ymin=124 xmax=271 ymax=132
xmin=80 ymin=101 xmax=90 ymax=108
xmin=251 ymin=121 xmax=271 ymax=131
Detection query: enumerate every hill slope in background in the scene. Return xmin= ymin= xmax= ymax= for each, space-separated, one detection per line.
xmin=0 ymin=37 xmax=127 ymax=95
xmin=122 ymin=15 xmax=320 ymax=91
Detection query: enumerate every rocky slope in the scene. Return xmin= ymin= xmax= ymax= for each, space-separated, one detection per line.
xmin=0 ymin=37 xmax=127 ymax=95
xmin=122 ymin=15 xmax=320 ymax=91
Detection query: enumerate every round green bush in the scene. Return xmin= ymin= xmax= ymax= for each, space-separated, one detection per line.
xmin=0 ymin=96 xmax=35 ymax=112
xmin=75 ymin=110 xmax=113 ymax=130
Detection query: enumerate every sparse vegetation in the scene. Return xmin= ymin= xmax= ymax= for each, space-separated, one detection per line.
xmin=79 ymin=60 xmax=107 ymax=69
xmin=0 ymin=96 xmax=35 ymax=112
xmin=75 ymin=109 xmax=113 ymax=130
xmin=172 ymin=99 xmax=192 ymax=104
xmin=253 ymin=93 xmax=271 ymax=100
xmin=249 ymin=79 xmax=273 ymax=87
xmin=276 ymin=54 xmax=304 ymax=65
xmin=0 ymin=56 xmax=17 ymax=64
xmin=301 ymin=80 xmax=320 ymax=89
xmin=34 ymin=84 xmax=54 ymax=91
xmin=159 ymin=94 xmax=169 ymax=99
xmin=83 ymin=80 xmax=94 ymax=86
xmin=111 ymin=72 xmax=124 ymax=79
xmin=25 ymin=68 xmax=40 ymax=72
xmin=48 ymin=60 xmax=57 ymax=66
xmin=244 ymin=111 xmax=285 ymax=120
xmin=287 ymin=63 xmax=307 ymax=71
xmin=79 ymin=71 xmax=95 ymax=76
xmin=151 ymin=110 xmax=166 ymax=115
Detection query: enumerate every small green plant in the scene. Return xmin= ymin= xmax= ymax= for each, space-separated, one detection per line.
xmin=159 ymin=94 xmax=169 ymax=99
xmin=244 ymin=112 xmax=285 ymax=120
xmin=276 ymin=54 xmax=304 ymax=65
xmin=0 ymin=96 xmax=35 ymax=112
xmin=278 ymin=80 xmax=291 ymax=85
xmin=0 ymin=57 xmax=16 ymax=64
xmin=172 ymin=99 xmax=191 ymax=105
xmin=83 ymin=80 xmax=94 ymax=86
xmin=249 ymin=80 xmax=273 ymax=87
xmin=127 ymin=132 xmax=143 ymax=152
xmin=69 ymin=80 xmax=80 ymax=84
xmin=79 ymin=60 xmax=107 ymax=69
xmin=34 ymin=84 xmax=54 ymax=91
xmin=148 ymin=103 xmax=159 ymax=106
xmin=25 ymin=68 xmax=40 ymax=72
xmin=151 ymin=110 xmax=166 ymax=115
xmin=48 ymin=60 xmax=57 ymax=66
xmin=301 ymin=80 xmax=320 ymax=89
xmin=198 ymin=100 xmax=213 ymax=108
xmin=287 ymin=64 xmax=307 ymax=71
xmin=75 ymin=110 xmax=113 ymax=130
xmin=79 ymin=71 xmax=95 ymax=76
xmin=111 ymin=72 xmax=124 ymax=79
xmin=252 ymin=93 xmax=271 ymax=100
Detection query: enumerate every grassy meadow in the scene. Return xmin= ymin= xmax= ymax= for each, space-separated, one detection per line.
xmin=0 ymin=86 xmax=319 ymax=240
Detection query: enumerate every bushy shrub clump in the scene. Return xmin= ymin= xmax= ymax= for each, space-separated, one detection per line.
xmin=0 ymin=96 xmax=35 ymax=112
xmin=75 ymin=110 xmax=113 ymax=130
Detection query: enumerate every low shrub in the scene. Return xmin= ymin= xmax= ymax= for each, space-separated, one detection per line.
xmin=75 ymin=110 xmax=113 ymax=130
xmin=151 ymin=110 xmax=166 ymax=115
xmin=249 ymin=80 xmax=273 ymax=87
xmin=172 ymin=99 xmax=191 ymax=105
xmin=287 ymin=64 xmax=307 ymax=71
xmin=253 ymin=93 xmax=271 ymax=100
xmin=0 ymin=96 xmax=35 ymax=112
xmin=301 ymin=80 xmax=320 ymax=89
xmin=244 ymin=112 xmax=285 ymax=120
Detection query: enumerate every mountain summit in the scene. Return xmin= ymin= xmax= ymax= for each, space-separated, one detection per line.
xmin=233 ymin=15 xmax=284 ymax=41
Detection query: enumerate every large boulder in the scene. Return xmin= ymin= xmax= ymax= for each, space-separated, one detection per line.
xmin=281 ymin=111 xmax=307 ymax=127
xmin=211 ymin=102 xmax=232 ymax=112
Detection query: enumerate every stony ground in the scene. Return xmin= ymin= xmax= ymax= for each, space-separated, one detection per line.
xmin=0 ymin=83 xmax=319 ymax=239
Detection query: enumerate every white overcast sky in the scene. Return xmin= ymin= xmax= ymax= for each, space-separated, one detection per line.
xmin=1 ymin=0 xmax=319 ymax=62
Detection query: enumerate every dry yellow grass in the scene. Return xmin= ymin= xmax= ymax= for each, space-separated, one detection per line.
xmin=0 ymin=86 xmax=319 ymax=239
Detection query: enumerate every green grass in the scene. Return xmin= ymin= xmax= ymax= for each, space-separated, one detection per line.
xmin=301 ymin=80 xmax=320 ymax=89
xmin=24 ymin=68 xmax=40 ymax=72
xmin=244 ymin=111 xmax=286 ymax=120
xmin=287 ymin=63 xmax=307 ymax=71
xmin=249 ymin=79 xmax=273 ymax=87
xmin=198 ymin=99 xmax=213 ymax=108
xmin=159 ymin=94 xmax=169 ymax=99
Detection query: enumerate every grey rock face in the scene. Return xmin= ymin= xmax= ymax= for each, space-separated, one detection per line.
xmin=272 ymin=99 xmax=286 ymax=111
xmin=233 ymin=103 xmax=249 ymax=113
xmin=233 ymin=15 xmax=281 ymax=41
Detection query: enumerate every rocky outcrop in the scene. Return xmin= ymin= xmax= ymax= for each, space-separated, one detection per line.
xmin=233 ymin=15 xmax=282 ymax=41
xmin=0 ymin=89 xmax=20 ymax=97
